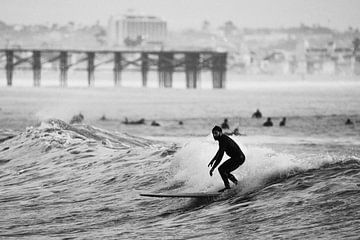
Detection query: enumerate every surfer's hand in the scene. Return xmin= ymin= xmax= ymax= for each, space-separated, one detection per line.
xmin=208 ymin=162 xmax=212 ymax=167
xmin=209 ymin=169 xmax=213 ymax=176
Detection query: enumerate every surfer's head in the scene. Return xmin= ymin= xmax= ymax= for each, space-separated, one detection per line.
xmin=212 ymin=125 xmax=222 ymax=141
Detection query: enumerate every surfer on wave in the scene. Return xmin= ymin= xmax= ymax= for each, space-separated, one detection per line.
xmin=208 ymin=126 xmax=246 ymax=192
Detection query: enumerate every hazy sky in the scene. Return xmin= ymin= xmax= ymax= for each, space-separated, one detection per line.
xmin=1 ymin=0 xmax=359 ymax=30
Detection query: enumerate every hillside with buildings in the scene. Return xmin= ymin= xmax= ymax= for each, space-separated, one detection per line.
xmin=1 ymin=17 xmax=359 ymax=76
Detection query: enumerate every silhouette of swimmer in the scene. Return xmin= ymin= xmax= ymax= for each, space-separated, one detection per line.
xmin=0 ymin=135 xmax=14 ymax=144
xmin=70 ymin=113 xmax=84 ymax=124
xmin=252 ymin=109 xmax=262 ymax=118
xmin=345 ymin=118 xmax=354 ymax=125
xmin=123 ymin=117 xmax=145 ymax=125
xmin=221 ymin=118 xmax=230 ymax=129
xmin=225 ymin=128 xmax=246 ymax=136
xmin=208 ymin=126 xmax=246 ymax=192
xmin=279 ymin=117 xmax=286 ymax=127
xmin=263 ymin=117 xmax=273 ymax=127
xmin=151 ymin=120 xmax=160 ymax=126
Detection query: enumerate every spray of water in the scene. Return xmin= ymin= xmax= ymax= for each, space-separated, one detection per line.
xmin=170 ymin=134 xmax=337 ymax=193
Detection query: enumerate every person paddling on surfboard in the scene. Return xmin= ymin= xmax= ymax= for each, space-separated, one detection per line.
xmin=208 ymin=126 xmax=246 ymax=192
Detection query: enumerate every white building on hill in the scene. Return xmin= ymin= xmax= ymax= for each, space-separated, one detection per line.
xmin=107 ymin=15 xmax=167 ymax=47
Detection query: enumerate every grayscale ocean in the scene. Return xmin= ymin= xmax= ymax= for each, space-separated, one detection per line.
xmin=0 ymin=78 xmax=360 ymax=239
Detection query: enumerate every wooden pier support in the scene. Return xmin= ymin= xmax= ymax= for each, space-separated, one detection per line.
xmin=32 ymin=51 xmax=41 ymax=87
xmin=5 ymin=50 xmax=13 ymax=86
xmin=185 ymin=53 xmax=200 ymax=88
xmin=59 ymin=51 xmax=68 ymax=87
xmin=141 ymin=53 xmax=149 ymax=87
xmin=87 ymin=52 xmax=95 ymax=87
xmin=114 ymin=52 xmax=122 ymax=86
xmin=211 ymin=53 xmax=227 ymax=88
xmin=158 ymin=53 xmax=174 ymax=88
xmin=1 ymin=49 xmax=227 ymax=89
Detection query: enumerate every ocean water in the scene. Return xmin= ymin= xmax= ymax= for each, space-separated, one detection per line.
xmin=0 ymin=80 xmax=360 ymax=239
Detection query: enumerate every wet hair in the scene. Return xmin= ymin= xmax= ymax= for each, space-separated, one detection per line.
xmin=212 ymin=125 xmax=222 ymax=133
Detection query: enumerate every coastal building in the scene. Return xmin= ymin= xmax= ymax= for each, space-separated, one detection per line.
xmin=243 ymin=33 xmax=290 ymax=43
xmin=305 ymin=44 xmax=357 ymax=75
xmin=260 ymin=51 xmax=290 ymax=74
xmin=107 ymin=15 xmax=167 ymax=47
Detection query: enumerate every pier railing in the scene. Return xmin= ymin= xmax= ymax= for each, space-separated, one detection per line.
xmin=0 ymin=49 xmax=227 ymax=88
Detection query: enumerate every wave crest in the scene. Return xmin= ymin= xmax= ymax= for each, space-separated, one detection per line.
xmin=0 ymin=119 xmax=156 ymax=156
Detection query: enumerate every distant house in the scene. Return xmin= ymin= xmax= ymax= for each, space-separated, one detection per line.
xmin=107 ymin=14 xmax=167 ymax=47
xmin=305 ymin=47 xmax=327 ymax=74
xmin=305 ymin=43 xmax=357 ymax=75
xmin=260 ymin=51 xmax=290 ymax=74
xmin=334 ymin=48 xmax=354 ymax=75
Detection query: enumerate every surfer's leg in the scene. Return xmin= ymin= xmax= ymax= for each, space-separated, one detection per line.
xmin=224 ymin=157 xmax=244 ymax=185
xmin=218 ymin=162 xmax=231 ymax=189
xmin=228 ymin=174 xmax=238 ymax=185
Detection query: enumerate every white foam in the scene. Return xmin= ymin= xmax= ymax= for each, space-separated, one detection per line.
xmin=170 ymin=134 xmax=337 ymax=192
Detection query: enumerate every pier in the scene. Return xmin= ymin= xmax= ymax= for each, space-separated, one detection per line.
xmin=0 ymin=49 xmax=227 ymax=88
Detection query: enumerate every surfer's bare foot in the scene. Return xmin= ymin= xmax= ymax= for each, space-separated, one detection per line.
xmin=218 ymin=187 xmax=231 ymax=192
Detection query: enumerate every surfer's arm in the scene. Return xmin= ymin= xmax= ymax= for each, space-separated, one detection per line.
xmin=208 ymin=150 xmax=220 ymax=167
xmin=209 ymin=148 xmax=224 ymax=176
xmin=211 ymin=148 xmax=224 ymax=170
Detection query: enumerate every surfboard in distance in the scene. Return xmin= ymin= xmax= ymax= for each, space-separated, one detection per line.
xmin=140 ymin=192 xmax=221 ymax=198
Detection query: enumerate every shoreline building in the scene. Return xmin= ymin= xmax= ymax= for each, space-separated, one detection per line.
xmin=107 ymin=15 xmax=167 ymax=47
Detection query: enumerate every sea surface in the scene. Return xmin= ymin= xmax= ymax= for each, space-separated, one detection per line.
xmin=0 ymin=79 xmax=360 ymax=239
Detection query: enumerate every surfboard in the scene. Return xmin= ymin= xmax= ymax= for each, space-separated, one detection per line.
xmin=140 ymin=192 xmax=221 ymax=198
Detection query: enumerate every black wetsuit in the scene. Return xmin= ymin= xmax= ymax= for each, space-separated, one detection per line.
xmin=212 ymin=134 xmax=245 ymax=188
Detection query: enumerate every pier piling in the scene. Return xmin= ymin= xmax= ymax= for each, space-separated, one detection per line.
xmin=185 ymin=53 xmax=200 ymax=88
xmin=59 ymin=51 xmax=68 ymax=87
xmin=141 ymin=53 xmax=149 ymax=87
xmin=87 ymin=52 xmax=95 ymax=87
xmin=32 ymin=51 xmax=41 ymax=87
xmin=5 ymin=50 xmax=14 ymax=86
xmin=211 ymin=53 xmax=227 ymax=88
xmin=114 ymin=52 xmax=122 ymax=86
xmin=1 ymin=49 xmax=227 ymax=89
xmin=158 ymin=52 xmax=174 ymax=88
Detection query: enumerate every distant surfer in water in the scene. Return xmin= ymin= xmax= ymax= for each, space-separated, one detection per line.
xmin=208 ymin=126 xmax=246 ymax=192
